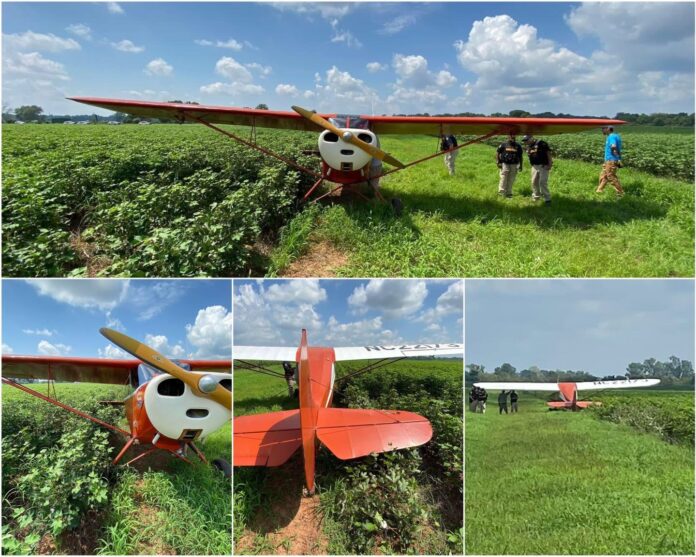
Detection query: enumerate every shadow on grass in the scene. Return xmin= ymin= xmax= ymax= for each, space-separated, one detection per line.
xmin=233 ymin=394 xmax=298 ymax=415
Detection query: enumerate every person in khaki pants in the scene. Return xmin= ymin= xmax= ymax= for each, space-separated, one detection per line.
xmin=522 ymin=134 xmax=553 ymax=205
xmin=597 ymin=125 xmax=624 ymax=196
xmin=496 ymin=134 xmax=523 ymax=198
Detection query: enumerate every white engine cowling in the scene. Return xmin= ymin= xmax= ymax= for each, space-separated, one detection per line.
xmin=318 ymin=128 xmax=376 ymax=171
xmin=143 ymin=372 xmax=230 ymax=440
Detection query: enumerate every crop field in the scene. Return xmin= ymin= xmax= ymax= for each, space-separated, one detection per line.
xmin=3 ymin=124 xmax=693 ymax=278
xmin=233 ymin=360 xmax=463 ymax=555
xmin=1 ymin=382 xmax=231 ymax=555
xmin=465 ymin=389 xmax=694 ymax=555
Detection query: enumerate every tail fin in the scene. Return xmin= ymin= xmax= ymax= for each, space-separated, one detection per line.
xmin=315 ymin=407 xmax=432 ymax=460
xmin=234 ymin=409 xmax=301 ymax=466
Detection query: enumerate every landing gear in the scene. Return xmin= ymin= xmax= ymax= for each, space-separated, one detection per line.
xmin=302 ymin=487 xmax=315 ymax=497
xmin=391 ymin=197 xmax=404 ymax=217
xmin=212 ymin=458 xmax=232 ymax=478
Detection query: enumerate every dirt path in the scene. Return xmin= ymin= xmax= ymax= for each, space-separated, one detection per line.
xmin=282 ymin=240 xmax=348 ymax=277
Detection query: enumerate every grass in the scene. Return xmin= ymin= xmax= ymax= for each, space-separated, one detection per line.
xmin=273 ymin=135 xmax=694 ymax=277
xmin=465 ymin=391 xmax=694 ymax=554
xmin=2 ymin=382 xmax=231 ymax=555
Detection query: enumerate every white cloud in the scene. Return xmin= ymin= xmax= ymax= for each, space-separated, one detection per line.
xmin=348 ymin=280 xmax=428 ymax=318
xmin=215 ymin=56 xmax=253 ymax=82
xmin=271 ymin=3 xmax=354 ymax=21
xmin=386 ymin=54 xmax=457 ymax=110
xmin=3 ymin=31 xmax=80 ymax=52
xmin=436 ymin=281 xmax=463 ymax=316
xmin=381 ymin=14 xmax=417 ymax=35
xmin=265 ymin=280 xmax=327 ymax=305
xmin=22 ymin=328 xmax=56 ymax=337
xmin=312 ymin=66 xmax=378 ymax=111
xmin=145 ymin=58 xmax=173 ymax=76
xmin=276 ymin=83 xmax=299 ymax=96
xmin=98 ymin=344 xmax=129 ymax=359
xmin=186 ymin=305 xmax=233 ymax=358
xmin=112 ymin=39 xmax=144 ymax=53
xmin=366 ymin=61 xmax=387 ymax=73
xmin=107 ymin=2 xmax=124 ymax=15
xmin=195 ymin=38 xmax=243 ymax=50
xmin=65 ymin=24 xmax=91 ymax=40
xmin=144 ymin=334 xmax=185 ymax=359
xmin=245 ymin=62 xmax=272 ymax=77
xmin=324 ymin=315 xmax=403 ymax=346
xmin=38 ymin=340 xmax=72 ymax=356
xmin=200 ymin=81 xmax=264 ymax=96
xmin=127 ymin=281 xmax=187 ymax=320
xmin=200 ymin=56 xmax=266 ymax=96
xmin=28 ymin=279 xmax=129 ymax=311
xmin=329 ymin=19 xmax=361 ymax=48
xmin=4 ymin=52 xmax=70 ymax=81
xmin=2 ymin=343 xmax=14 ymax=354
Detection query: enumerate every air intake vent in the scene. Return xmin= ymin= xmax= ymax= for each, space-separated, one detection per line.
xmin=341 ymin=162 xmax=353 ymax=171
xmin=157 ymin=378 xmax=185 ymax=396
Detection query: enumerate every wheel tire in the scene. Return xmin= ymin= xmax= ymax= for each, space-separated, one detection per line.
xmin=212 ymin=458 xmax=232 ymax=478
xmin=391 ymin=197 xmax=404 ymax=217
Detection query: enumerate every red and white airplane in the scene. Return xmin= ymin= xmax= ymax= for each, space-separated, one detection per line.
xmin=69 ymin=97 xmax=626 ymax=209
xmin=473 ymin=378 xmax=661 ymax=410
xmin=2 ymin=328 xmax=232 ymax=472
xmin=234 ymin=329 xmax=463 ymax=495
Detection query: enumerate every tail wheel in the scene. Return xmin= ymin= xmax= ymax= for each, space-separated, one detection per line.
xmin=212 ymin=458 xmax=231 ymax=478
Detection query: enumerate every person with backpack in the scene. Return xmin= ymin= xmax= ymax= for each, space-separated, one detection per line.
xmin=282 ymin=361 xmax=297 ymax=397
xmin=496 ymin=133 xmax=523 ymax=198
xmin=522 ymin=134 xmax=553 ymax=204
xmin=441 ymin=134 xmax=459 ymax=175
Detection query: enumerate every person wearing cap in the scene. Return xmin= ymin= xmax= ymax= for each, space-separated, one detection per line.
xmin=597 ymin=126 xmax=624 ymax=196
xmin=496 ymin=133 xmax=523 ymax=198
xmin=522 ymin=134 xmax=553 ymax=204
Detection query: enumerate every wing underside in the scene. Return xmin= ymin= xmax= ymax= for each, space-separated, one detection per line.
xmin=473 ymin=382 xmax=560 ymax=391
xmin=575 ymin=378 xmax=661 ymax=391
xmin=333 ymin=344 xmax=463 ymax=361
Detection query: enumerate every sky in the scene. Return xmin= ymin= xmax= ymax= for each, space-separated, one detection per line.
xmin=1 ymin=279 xmax=232 ymax=359
xmin=466 ymin=279 xmax=695 ymax=376
xmin=233 ymin=279 xmax=463 ymax=347
xmin=2 ymin=1 xmax=694 ymax=116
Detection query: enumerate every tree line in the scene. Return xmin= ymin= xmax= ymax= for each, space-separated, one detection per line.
xmin=465 ymin=357 xmax=694 ymax=387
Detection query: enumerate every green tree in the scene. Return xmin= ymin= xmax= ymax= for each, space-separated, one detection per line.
xmin=14 ymin=105 xmax=43 ymax=122
xmin=255 ymin=103 xmax=269 ymax=110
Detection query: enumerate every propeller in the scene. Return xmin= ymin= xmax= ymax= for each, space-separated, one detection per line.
xmin=291 ymin=105 xmax=404 ymax=168
xmin=100 ymin=328 xmax=231 ymax=410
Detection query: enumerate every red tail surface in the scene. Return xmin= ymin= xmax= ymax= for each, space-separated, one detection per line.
xmin=233 ymin=409 xmax=301 ymax=466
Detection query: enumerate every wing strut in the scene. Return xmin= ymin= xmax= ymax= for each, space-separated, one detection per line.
xmin=335 ymin=357 xmax=407 ymax=384
xmin=234 ymin=360 xmax=286 ymax=380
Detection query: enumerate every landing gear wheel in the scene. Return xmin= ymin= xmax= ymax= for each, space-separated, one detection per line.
xmin=302 ymin=487 xmax=315 ymax=497
xmin=212 ymin=458 xmax=231 ymax=478
xmin=391 ymin=197 xmax=404 ymax=217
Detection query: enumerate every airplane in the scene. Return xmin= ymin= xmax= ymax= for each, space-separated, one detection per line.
xmin=69 ymin=97 xmax=626 ymax=212
xmin=473 ymin=378 xmax=661 ymax=411
xmin=2 ymin=328 xmax=232 ymax=475
xmin=233 ymin=328 xmax=463 ymax=495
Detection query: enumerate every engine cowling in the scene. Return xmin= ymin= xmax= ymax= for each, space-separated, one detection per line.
xmin=318 ymin=128 xmax=376 ymax=171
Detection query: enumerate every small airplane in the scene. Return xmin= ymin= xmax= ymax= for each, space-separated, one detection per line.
xmin=234 ymin=329 xmax=463 ymax=495
xmin=473 ymin=378 xmax=661 ymax=411
xmin=69 ymin=97 xmax=626 ymax=211
xmin=2 ymin=328 xmax=232 ymax=474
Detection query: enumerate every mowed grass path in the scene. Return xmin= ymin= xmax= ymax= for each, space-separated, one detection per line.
xmin=281 ymin=135 xmax=693 ymax=277
xmin=465 ymin=395 xmax=694 ymax=554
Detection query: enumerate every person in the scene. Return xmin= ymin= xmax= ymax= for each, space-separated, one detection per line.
xmin=510 ymin=390 xmax=519 ymax=413
xmin=597 ymin=126 xmax=624 ymax=196
xmin=480 ymin=387 xmax=488 ymax=414
xmin=522 ymin=135 xmax=553 ymax=204
xmin=441 ymin=134 xmax=459 ymax=175
xmin=469 ymin=387 xmax=476 ymax=412
xmin=282 ymin=361 xmax=297 ymax=397
xmin=497 ymin=390 xmax=508 ymax=414
xmin=496 ymin=133 xmax=523 ymax=198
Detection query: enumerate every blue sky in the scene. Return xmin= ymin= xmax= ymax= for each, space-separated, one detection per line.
xmin=1 ymin=279 xmax=232 ymax=359
xmin=233 ymin=279 xmax=462 ymax=347
xmin=466 ymin=280 xmax=695 ymax=376
xmin=3 ymin=2 xmax=693 ymax=115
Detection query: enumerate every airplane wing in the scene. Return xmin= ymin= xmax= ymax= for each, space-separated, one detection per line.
xmin=315 ymin=407 xmax=432 ymax=459
xmin=2 ymin=355 xmax=230 ymax=383
xmin=575 ymin=378 xmax=661 ymax=391
xmin=69 ymin=97 xmax=624 ymax=136
xmin=233 ymin=409 xmax=301 ymax=466
xmin=333 ymin=343 xmax=463 ymax=361
xmin=233 ymin=346 xmax=298 ymax=362
xmin=473 ymin=382 xmax=561 ymax=391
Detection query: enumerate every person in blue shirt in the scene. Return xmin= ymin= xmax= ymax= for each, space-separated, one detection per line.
xmin=596 ymin=126 xmax=625 ymax=196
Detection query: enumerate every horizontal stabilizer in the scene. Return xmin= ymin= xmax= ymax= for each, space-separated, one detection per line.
xmin=234 ymin=410 xmax=301 ymax=466
xmin=315 ymin=408 xmax=432 ymax=460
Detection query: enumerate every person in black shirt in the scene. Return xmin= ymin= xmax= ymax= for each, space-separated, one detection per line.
xmin=496 ymin=134 xmax=523 ymax=198
xmin=497 ymin=390 xmax=509 ymax=414
xmin=510 ymin=390 xmax=519 ymax=413
xmin=441 ymin=134 xmax=459 ymax=175
xmin=522 ymin=135 xmax=553 ymax=204
xmin=282 ymin=361 xmax=297 ymax=397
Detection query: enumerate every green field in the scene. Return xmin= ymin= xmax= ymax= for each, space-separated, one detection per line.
xmin=1 ymin=383 xmax=231 ymax=555
xmin=465 ymin=390 xmax=694 ymax=555
xmin=234 ymin=360 xmax=463 ymax=555
xmin=3 ymin=124 xmax=693 ymax=277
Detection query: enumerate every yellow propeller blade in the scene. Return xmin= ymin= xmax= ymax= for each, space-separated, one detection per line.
xmin=100 ymin=328 xmax=231 ymax=410
xmin=292 ymin=105 xmax=404 ymax=168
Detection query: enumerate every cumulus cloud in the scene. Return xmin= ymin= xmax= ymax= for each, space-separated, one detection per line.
xmin=144 ymin=334 xmax=185 ymax=359
xmin=366 ymin=61 xmax=387 ymax=73
xmin=22 ymin=328 xmax=56 ymax=337
xmin=65 ymin=24 xmax=91 ymax=40
xmin=38 ymin=340 xmax=72 ymax=356
xmin=200 ymin=56 xmax=265 ymax=96
xmin=4 ymin=52 xmax=70 ymax=81
xmin=313 ymin=66 xmax=377 ymax=111
xmin=145 ymin=58 xmax=173 ymax=76
xmin=107 ymin=2 xmax=124 ymax=15
xmin=112 ymin=39 xmax=144 ymax=53
xmin=245 ymin=62 xmax=272 ymax=77
xmin=127 ymin=281 xmax=187 ymax=320
xmin=276 ymin=83 xmax=299 ymax=96
xmin=324 ymin=315 xmax=403 ymax=346
xmin=386 ymin=53 xmax=456 ymax=109
xmin=98 ymin=344 xmax=129 ymax=359
xmin=2 ymin=343 xmax=14 ymax=354
xmin=348 ymin=280 xmax=428 ymax=318
xmin=28 ymin=279 xmax=129 ymax=311
xmin=265 ymin=280 xmax=327 ymax=305
xmin=271 ymin=2 xmax=354 ymax=21
xmin=3 ymin=31 xmax=80 ymax=52
xmin=195 ymin=38 xmax=243 ymax=50
xmin=186 ymin=305 xmax=232 ymax=359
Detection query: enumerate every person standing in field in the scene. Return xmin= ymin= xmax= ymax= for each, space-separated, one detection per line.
xmin=441 ymin=134 xmax=459 ymax=175
xmin=480 ymin=387 xmax=488 ymax=413
xmin=510 ymin=390 xmax=519 ymax=413
xmin=283 ymin=361 xmax=297 ymax=397
xmin=496 ymin=134 xmax=523 ymax=198
xmin=597 ymin=125 xmax=624 ymax=196
xmin=522 ymin=135 xmax=553 ymax=204
xmin=498 ymin=390 xmax=509 ymax=414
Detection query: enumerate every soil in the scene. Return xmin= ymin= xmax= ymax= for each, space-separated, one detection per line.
xmin=282 ymin=240 xmax=348 ymax=277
